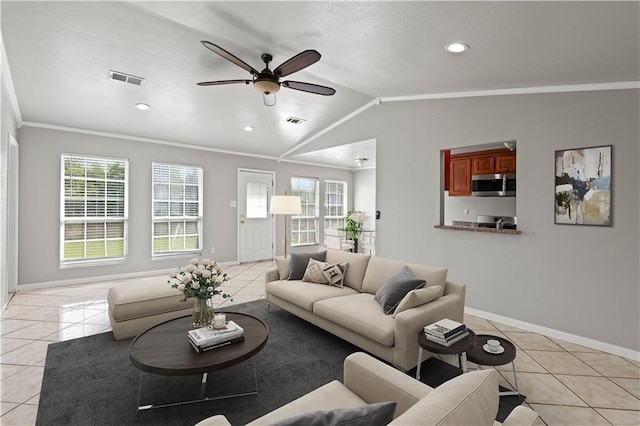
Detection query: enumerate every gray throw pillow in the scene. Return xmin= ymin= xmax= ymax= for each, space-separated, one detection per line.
xmin=288 ymin=251 xmax=327 ymax=280
xmin=270 ymin=401 xmax=397 ymax=426
xmin=374 ymin=265 xmax=427 ymax=314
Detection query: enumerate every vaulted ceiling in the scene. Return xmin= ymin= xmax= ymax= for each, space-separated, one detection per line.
xmin=2 ymin=1 xmax=638 ymax=168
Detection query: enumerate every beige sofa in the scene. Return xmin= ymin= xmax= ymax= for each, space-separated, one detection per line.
xmin=264 ymin=248 xmax=466 ymax=371
xmin=197 ymin=352 xmax=538 ymax=426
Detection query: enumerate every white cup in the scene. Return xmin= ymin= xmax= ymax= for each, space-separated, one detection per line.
xmin=213 ymin=313 xmax=226 ymax=328
xmin=487 ymin=339 xmax=501 ymax=352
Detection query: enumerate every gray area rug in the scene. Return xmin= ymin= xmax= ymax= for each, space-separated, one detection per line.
xmin=37 ymin=299 xmax=524 ymax=425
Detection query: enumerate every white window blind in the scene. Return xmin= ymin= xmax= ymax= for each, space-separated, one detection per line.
xmin=246 ymin=181 xmax=268 ymax=218
xmin=60 ymin=154 xmax=128 ymax=267
xmin=152 ymin=163 xmax=203 ymax=256
xmin=324 ymin=180 xmax=348 ymax=229
xmin=291 ymin=177 xmax=319 ymax=246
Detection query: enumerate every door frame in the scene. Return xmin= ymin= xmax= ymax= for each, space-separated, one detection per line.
xmin=236 ymin=168 xmax=275 ymax=263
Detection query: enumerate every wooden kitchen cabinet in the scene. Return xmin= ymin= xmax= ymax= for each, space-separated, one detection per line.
xmin=449 ymin=158 xmax=471 ymax=196
xmin=495 ymin=153 xmax=516 ymax=173
xmin=448 ymin=147 xmax=516 ymax=196
xmin=472 ymin=156 xmax=495 ymax=175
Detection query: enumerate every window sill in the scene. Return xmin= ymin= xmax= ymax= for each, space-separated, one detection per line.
xmin=59 ymin=257 xmax=127 ymax=269
xmin=152 ymin=251 xmax=203 ymax=261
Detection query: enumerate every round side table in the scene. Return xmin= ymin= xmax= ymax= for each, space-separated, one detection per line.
xmin=465 ymin=334 xmax=519 ymax=396
xmin=416 ymin=329 xmax=476 ymax=380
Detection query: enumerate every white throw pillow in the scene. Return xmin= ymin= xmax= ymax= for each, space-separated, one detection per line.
xmin=392 ymin=286 xmax=442 ymax=318
xmin=302 ymin=258 xmax=349 ymax=288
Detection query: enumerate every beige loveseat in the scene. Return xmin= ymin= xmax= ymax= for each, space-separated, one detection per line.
xmin=196 ymin=352 xmax=538 ymax=426
xmin=264 ymin=248 xmax=466 ymax=371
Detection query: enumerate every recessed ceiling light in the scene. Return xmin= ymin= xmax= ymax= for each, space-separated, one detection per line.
xmin=135 ymin=103 xmax=150 ymax=111
xmin=244 ymin=126 xmax=254 ymax=132
xmin=445 ymin=42 xmax=469 ymax=53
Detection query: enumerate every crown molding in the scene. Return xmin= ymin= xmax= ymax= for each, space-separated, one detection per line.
xmin=22 ymin=121 xmax=279 ymax=160
xmin=280 ymin=81 xmax=640 ymax=160
xmin=381 ymin=81 xmax=640 ymax=103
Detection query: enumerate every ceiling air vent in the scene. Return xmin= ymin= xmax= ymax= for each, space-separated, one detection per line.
xmin=284 ymin=116 xmax=306 ymax=125
xmin=109 ymin=70 xmax=145 ymax=86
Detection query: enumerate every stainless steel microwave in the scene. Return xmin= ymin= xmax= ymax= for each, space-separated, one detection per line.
xmin=471 ymin=173 xmax=516 ymax=197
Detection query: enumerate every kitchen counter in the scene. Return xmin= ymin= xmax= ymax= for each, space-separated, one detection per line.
xmin=434 ymin=224 xmax=521 ymax=234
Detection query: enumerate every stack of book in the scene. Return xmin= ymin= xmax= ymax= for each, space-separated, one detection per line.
xmin=423 ymin=318 xmax=469 ymax=347
xmin=187 ymin=320 xmax=244 ymax=353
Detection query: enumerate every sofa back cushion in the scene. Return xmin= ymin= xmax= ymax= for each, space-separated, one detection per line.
xmin=389 ymin=369 xmax=499 ymax=426
xmin=362 ymin=257 xmax=447 ymax=295
xmin=325 ymin=249 xmax=371 ymax=291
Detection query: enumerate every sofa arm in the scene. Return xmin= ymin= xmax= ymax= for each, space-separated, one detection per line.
xmin=343 ymin=352 xmax=431 ymax=418
xmin=498 ymin=405 xmax=539 ymax=426
xmin=265 ymin=267 xmax=280 ymax=284
xmin=393 ymin=285 xmax=466 ymax=371
xmin=194 ymin=415 xmax=232 ymax=426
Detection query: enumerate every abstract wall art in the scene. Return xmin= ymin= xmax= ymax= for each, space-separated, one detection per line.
xmin=555 ymin=145 xmax=612 ymax=226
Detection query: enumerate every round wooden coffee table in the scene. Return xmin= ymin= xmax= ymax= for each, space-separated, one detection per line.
xmin=416 ymin=329 xmax=476 ymax=380
xmin=465 ymin=334 xmax=519 ymax=396
xmin=129 ymin=312 xmax=269 ymax=410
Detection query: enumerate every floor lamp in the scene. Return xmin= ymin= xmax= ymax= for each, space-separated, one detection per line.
xmin=270 ymin=195 xmax=302 ymax=258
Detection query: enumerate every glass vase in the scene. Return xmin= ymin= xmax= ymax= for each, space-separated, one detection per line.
xmin=192 ymin=297 xmax=214 ymax=328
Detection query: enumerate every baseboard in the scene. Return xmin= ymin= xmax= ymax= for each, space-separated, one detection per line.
xmin=16 ymin=260 xmax=240 ymax=291
xmin=465 ymin=307 xmax=640 ymax=362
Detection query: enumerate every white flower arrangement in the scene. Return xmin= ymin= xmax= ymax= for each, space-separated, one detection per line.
xmin=348 ymin=211 xmax=369 ymax=224
xmin=168 ymin=258 xmax=231 ymax=302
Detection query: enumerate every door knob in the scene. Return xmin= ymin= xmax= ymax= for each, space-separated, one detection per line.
xmin=240 ymin=213 xmax=245 ymax=224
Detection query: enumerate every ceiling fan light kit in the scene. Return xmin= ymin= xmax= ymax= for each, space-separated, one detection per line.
xmin=197 ymin=41 xmax=336 ymax=106
xmin=355 ymin=158 xmax=368 ymax=168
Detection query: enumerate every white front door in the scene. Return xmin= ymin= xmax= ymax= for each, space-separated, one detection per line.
xmin=238 ymin=169 xmax=274 ymax=262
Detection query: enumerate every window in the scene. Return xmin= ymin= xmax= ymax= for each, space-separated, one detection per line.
xmin=60 ymin=154 xmax=128 ymax=267
xmin=152 ymin=163 xmax=203 ymax=256
xmin=246 ymin=181 xmax=268 ymax=218
xmin=324 ymin=180 xmax=348 ymax=229
xmin=290 ymin=177 xmax=319 ymax=246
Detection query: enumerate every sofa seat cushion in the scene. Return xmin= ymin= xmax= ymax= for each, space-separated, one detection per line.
xmin=389 ymin=369 xmax=499 ymax=426
xmin=108 ymin=277 xmax=190 ymax=321
xmin=313 ymin=293 xmax=395 ymax=347
xmin=247 ymin=380 xmax=367 ymax=425
xmin=362 ymin=256 xmax=447 ymax=295
xmin=266 ymin=280 xmax=359 ymax=311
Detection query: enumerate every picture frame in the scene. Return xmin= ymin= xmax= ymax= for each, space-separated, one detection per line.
xmin=554 ymin=145 xmax=612 ymax=226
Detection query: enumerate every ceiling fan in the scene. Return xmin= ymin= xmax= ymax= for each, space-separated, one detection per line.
xmin=197 ymin=41 xmax=336 ymax=106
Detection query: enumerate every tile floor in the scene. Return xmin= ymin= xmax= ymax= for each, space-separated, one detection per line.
xmin=1 ymin=261 xmax=639 ymax=425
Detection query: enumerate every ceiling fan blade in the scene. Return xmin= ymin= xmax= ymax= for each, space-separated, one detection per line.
xmin=197 ymin=79 xmax=251 ymax=86
xmin=263 ymin=92 xmax=277 ymax=107
xmin=282 ymin=81 xmax=336 ymax=96
xmin=273 ymin=50 xmax=321 ymax=77
xmin=201 ymin=41 xmax=259 ymax=76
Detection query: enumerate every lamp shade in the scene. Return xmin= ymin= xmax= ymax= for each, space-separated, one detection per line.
xmin=270 ymin=195 xmax=302 ymax=215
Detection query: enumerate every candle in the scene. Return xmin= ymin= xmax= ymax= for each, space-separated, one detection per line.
xmin=213 ymin=313 xmax=226 ymax=328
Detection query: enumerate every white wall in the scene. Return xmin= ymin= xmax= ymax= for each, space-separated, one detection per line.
xmin=16 ymin=126 xmax=352 ymax=285
xmin=353 ymin=168 xmax=376 ymax=229
xmin=1 ymin=50 xmax=19 ymax=310
xmin=308 ymin=89 xmax=640 ymax=354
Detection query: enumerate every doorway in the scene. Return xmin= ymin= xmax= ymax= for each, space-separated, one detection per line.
xmin=237 ymin=169 xmax=275 ymax=262
xmin=2 ymin=135 xmax=19 ymax=310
